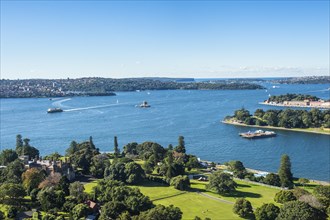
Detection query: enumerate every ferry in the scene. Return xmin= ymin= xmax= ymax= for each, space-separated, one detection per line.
xmin=140 ymin=101 xmax=150 ymax=108
xmin=47 ymin=108 xmax=63 ymax=113
xmin=239 ymin=130 xmax=276 ymax=139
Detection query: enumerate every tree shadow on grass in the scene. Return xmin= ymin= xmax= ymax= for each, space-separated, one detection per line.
xmin=237 ymin=183 xmax=252 ymax=188
xmin=139 ymin=180 xmax=168 ymax=187
xmin=224 ymin=190 xmax=261 ymax=199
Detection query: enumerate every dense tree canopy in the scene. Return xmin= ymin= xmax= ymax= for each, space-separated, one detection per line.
xmin=230 ymin=108 xmax=330 ymax=128
xmin=0 ymin=149 xmax=18 ymax=165
xmin=37 ymin=187 xmax=65 ymax=211
xmin=277 ymin=201 xmax=326 ymax=220
xmin=0 ymin=183 xmax=26 ymax=200
xmin=22 ymin=168 xmax=46 ymax=193
xmin=93 ymin=179 xmax=153 ymax=218
xmin=136 ymin=205 xmax=183 ymax=220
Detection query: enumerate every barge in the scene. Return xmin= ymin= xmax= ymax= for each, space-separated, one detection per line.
xmin=239 ymin=130 xmax=276 ymax=139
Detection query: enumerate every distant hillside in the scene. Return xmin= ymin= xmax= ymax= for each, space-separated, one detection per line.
xmin=270 ymin=76 xmax=330 ymax=84
xmin=0 ymin=77 xmax=264 ymax=98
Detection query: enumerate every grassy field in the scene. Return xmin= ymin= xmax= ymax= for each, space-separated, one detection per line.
xmin=136 ymin=181 xmax=240 ymax=220
xmin=134 ymin=179 xmax=283 ymax=219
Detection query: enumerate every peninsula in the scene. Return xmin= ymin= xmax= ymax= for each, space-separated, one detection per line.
xmin=223 ymin=108 xmax=330 ymax=135
xmin=260 ymin=94 xmax=330 ymax=109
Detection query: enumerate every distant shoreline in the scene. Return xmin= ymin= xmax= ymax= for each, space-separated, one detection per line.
xmin=222 ymin=120 xmax=330 ymax=135
xmin=259 ymin=102 xmax=330 ymax=109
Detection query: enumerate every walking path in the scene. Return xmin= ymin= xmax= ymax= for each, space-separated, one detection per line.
xmin=196 ymin=191 xmax=234 ymax=205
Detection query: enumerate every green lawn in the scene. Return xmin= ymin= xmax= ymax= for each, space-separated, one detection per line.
xmin=136 ymin=181 xmax=240 ymax=220
xmin=190 ymin=179 xmax=281 ymax=208
xmin=84 ymin=180 xmax=99 ymax=193
xmin=83 ymin=175 xmax=283 ymax=219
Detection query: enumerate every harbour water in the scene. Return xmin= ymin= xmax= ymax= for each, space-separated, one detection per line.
xmin=0 ymin=83 xmax=329 ymax=181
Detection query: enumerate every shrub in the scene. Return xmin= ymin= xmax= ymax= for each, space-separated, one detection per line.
xmin=274 ymin=190 xmax=296 ymax=204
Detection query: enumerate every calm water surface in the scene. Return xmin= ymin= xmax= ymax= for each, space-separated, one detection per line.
xmin=1 ymin=83 xmax=329 ymax=181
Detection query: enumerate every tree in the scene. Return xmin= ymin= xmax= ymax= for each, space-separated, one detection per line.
xmin=0 ymin=211 xmax=4 ymax=220
xmin=7 ymin=207 xmax=18 ymax=218
xmin=37 ymin=187 xmax=65 ymax=211
xmin=233 ymin=198 xmax=253 ymax=218
xmin=136 ymin=205 xmax=183 ymax=220
xmin=0 ymin=183 xmax=26 ymax=200
xmin=274 ymin=190 xmax=296 ymax=204
xmin=0 ymin=159 xmax=25 ymax=183
xmin=291 ymin=187 xmax=310 ymax=199
xmin=89 ymin=136 xmax=96 ymax=149
xmin=170 ymin=175 xmax=190 ymax=191
xmin=123 ymin=142 xmax=138 ymax=155
xmin=71 ymin=204 xmax=89 ymax=220
xmin=206 ymin=171 xmax=237 ymax=194
xmin=42 ymin=214 xmax=56 ymax=220
xmin=174 ymin=136 xmax=186 ymax=153
xmin=15 ymin=137 xmax=39 ymax=159
xmin=255 ymin=203 xmax=280 ymax=220
xmin=69 ymin=181 xmax=85 ymax=202
xmin=22 ymin=168 xmax=45 ymax=193
xmin=227 ymin=160 xmax=246 ymax=179
xmin=262 ymin=111 xmax=278 ymax=126
xmin=234 ymin=108 xmax=250 ymax=121
xmin=16 ymin=134 xmax=23 ymax=150
xmin=313 ymin=185 xmax=330 ymax=208
xmin=57 ymin=175 xmax=70 ymax=196
xmin=38 ymin=172 xmax=61 ymax=189
xmin=114 ymin=136 xmax=120 ymax=158
xmin=94 ymin=180 xmax=153 ymax=218
xmin=66 ymin=141 xmax=78 ymax=156
xmin=299 ymin=194 xmax=324 ymax=209
xmin=99 ymin=201 xmax=127 ymax=220
xmin=278 ymin=154 xmax=293 ymax=188
xmin=44 ymin=152 xmax=62 ymax=161
xmin=124 ymin=162 xmax=145 ymax=184
xmin=186 ymin=155 xmax=200 ymax=171
xmin=263 ymin=173 xmax=281 ymax=187
xmin=0 ymin=149 xmax=18 ymax=165
xmin=298 ymin=178 xmax=310 ymax=187
xmin=254 ymin=109 xmax=265 ymax=118
xmin=277 ymin=201 xmax=326 ymax=220
xmin=68 ymin=140 xmax=100 ymax=174
xmin=165 ymin=153 xmax=175 ymax=179
xmin=90 ymin=154 xmax=110 ymax=178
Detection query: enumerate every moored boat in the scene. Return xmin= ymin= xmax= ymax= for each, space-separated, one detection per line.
xmin=239 ymin=130 xmax=276 ymax=139
xmin=140 ymin=101 xmax=150 ymax=108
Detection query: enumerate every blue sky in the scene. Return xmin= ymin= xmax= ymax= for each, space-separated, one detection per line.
xmin=1 ymin=1 xmax=329 ymax=79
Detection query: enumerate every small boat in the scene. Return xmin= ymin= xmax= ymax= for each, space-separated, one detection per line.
xmin=239 ymin=130 xmax=276 ymax=139
xmin=47 ymin=108 xmax=63 ymax=113
xmin=140 ymin=101 xmax=150 ymax=108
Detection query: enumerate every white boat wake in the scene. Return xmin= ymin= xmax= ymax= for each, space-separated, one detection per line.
xmin=64 ymin=102 xmax=131 ymax=112
xmin=52 ymin=98 xmax=72 ymax=108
